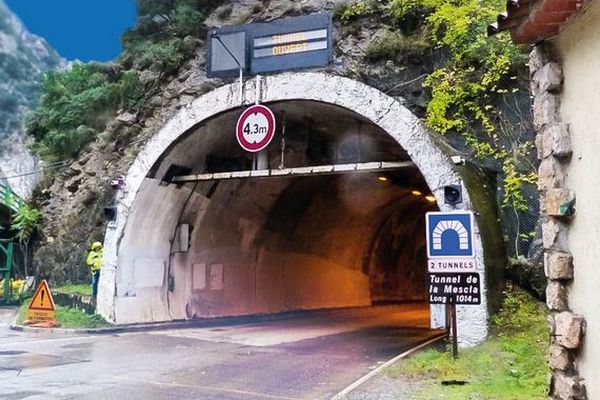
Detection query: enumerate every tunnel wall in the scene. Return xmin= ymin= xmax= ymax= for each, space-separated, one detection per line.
xmin=115 ymin=175 xmax=429 ymax=323
xmin=99 ymin=73 xmax=492 ymax=346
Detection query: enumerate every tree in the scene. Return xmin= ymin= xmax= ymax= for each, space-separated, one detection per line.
xmin=11 ymin=205 xmax=41 ymax=276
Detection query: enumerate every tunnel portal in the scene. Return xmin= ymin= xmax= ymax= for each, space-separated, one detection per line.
xmin=99 ymin=73 xmax=491 ymax=346
xmin=120 ymin=101 xmax=437 ymax=319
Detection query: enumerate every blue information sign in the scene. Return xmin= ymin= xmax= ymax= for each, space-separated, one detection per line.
xmin=426 ymin=211 xmax=475 ymax=258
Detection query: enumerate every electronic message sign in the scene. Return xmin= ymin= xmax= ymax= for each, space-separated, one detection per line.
xmin=207 ymin=14 xmax=332 ymax=78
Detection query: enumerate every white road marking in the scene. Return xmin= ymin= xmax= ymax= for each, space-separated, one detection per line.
xmin=330 ymin=334 xmax=447 ymax=399
xmin=0 ymin=336 xmax=94 ymax=347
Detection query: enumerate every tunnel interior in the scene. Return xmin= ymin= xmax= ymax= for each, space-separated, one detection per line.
xmin=117 ymin=101 xmax=439 ymax=322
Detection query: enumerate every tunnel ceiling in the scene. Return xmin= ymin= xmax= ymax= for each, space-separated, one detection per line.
xmin=148 ymin=100 xmax=413 ymax=182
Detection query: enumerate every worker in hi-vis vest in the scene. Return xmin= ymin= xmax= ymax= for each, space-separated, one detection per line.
xmin=86 ymin=242 xmax=103 ymax=302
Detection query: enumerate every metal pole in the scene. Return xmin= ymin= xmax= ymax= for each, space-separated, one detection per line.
xmin=451 ymin=302 xmax=459 ymax=359
xmin=239 ymin=67 xmax=243 ymax=104
xmin=279 ymin=111 xmax=287 ymax=170
xmin=255 ymin=75 xmax=262 ymax=105
xmin=212 ymin=34 xmax=244 ymax=104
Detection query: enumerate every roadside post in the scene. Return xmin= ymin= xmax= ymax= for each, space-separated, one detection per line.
xmin=426 ymin=211 xmax=480 ymax=359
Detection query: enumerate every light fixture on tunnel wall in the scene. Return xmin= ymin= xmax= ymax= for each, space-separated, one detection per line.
xmin=378 ymin=176 xmax=388 ymax=182
xmin=103 ymin=207 xmax=118 ymax=229
xmin=425 ymin=195 xmax=436 ymax=203
xmin=411 ymin=190 xmax=422 ymax=196
xmin=444 ymin=185 xmax=463 ymax=205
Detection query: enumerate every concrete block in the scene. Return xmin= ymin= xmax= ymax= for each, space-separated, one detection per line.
xmin=542 ymin=219 xmax=569 ymax=252
xmin=549 ymin=344 xmax=574 ymax=371
xmin=539 ymin=157 xmax=565 ymax=191
xmin=546 ymin=282 xmax=569 ymax=311
xmin=552 ymin=371 xmax=586 ymax=399
xmin=545 ymin=252 xmax=574 ymax=281
xmin=545 ymin=189 xmax=576 ymax=218
xmin=534 ymin=62 xmax=563 ymax=93
xmin=533 ymin=92 xmax=559 ymax=130
xmin=555 ymin=312 xmax=585 ymax=350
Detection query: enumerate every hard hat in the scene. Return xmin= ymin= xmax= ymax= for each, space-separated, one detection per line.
xmin=91 ymin=242 xmax=103 ymax=250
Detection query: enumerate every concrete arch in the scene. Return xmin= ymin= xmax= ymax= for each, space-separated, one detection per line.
xmin=98 ymin=72 xmax=491 ymax=346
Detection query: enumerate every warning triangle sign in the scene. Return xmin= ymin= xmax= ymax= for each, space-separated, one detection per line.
xmin=28 ymin=280 xmax=56 ymax=311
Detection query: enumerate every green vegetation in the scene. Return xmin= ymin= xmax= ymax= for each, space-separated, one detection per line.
xmin=11 ymin=205 xmax=42 ymax=276
xmin=26 ymin=64 xmax=144 ymax=161
xmin=11 ymin=204 xmax=41 ymax=243
xmin=25 ymin=0 xmax=220 ymax=162
xmin=333 ymin=0 xmax=536 ymax=252
xmin=121 ymin=0 xmax=218 ymax=73
xmin=388 ymin=287 xmax=548 ymax=399
xmin=55 ymin=306 xmax=109 ymax=329
xmin=365 ymin=30 xmax=429 ymax=62
xmin=335 ymin=1 xmax=374 ymax=24
xmin=123 ymin=37 xmax=197 ymax=74
xmin=17 ymin=297 xmax=109 ymax=329
xmin=387 ymin=0 xmax=534 ymax=213
xmin=53 ymin=283 xmax=92 ymax=297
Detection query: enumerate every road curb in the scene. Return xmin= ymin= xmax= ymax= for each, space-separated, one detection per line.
xmin=9 ymin=303 xmax=432 ymax=336
xmin=330 ymin=333 xmax=447 ymax=400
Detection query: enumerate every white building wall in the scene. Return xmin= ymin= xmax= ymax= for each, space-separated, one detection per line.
xmin=554 ymin=3 xmax=600 ymax=398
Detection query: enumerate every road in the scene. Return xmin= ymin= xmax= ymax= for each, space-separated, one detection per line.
xmin=0 ymin=304 xmax=441 ymax=400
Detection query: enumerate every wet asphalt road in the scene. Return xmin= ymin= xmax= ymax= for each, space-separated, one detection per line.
xmin=0 ymin=304 xmax=440 ymax=400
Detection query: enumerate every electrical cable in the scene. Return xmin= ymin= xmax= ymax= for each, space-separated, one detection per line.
xmin=0 ymin=160 xmax=70 ymax=180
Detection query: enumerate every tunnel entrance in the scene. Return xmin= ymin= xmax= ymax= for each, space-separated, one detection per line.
xmin=99 ymin=73 xmax=492 ymax=345
xmin=127 ymin=101 xmax=438 ymax=320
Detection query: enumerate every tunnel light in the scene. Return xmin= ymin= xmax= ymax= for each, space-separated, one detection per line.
xmin=425 ymin=195 xmax=436 ymax=203
xmin=411 ymin=190 xmax=422 ymax=196
xmin=378 ymin=176 xmax=388 ymax=182
xmin=444 ymin=185 xmax=463 ymax=205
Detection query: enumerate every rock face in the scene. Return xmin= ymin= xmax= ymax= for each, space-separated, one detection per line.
xmin=0 ymin=0 xmax=65 ymax=198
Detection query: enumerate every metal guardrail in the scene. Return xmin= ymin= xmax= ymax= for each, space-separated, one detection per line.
xmin=0 ymin=182 xmax=23 ymax=212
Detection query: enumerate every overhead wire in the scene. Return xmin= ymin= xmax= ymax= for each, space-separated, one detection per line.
xmin=0 ymin=160 xmax=70 ymax=180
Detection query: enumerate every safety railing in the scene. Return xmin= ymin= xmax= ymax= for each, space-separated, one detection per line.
xmin=0 ymin=182 xmax=23 ymax=212
xmin=0 ymin=240 xmax=13 ymax=302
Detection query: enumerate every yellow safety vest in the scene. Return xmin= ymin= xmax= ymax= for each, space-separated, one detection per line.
xmin=86 ymin=250 xmax=103 ymax=273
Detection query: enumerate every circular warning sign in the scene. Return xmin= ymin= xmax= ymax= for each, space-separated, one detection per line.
xmin=236 ymin=105 xmax=276 ymax=153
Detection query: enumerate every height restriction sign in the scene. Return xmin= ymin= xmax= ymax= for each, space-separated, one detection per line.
xmin=236 ymin=105 xmax=276 ymax=152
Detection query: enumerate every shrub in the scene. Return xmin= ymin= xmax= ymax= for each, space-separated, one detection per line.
xmin=172 ymin=2 xmax=204 ymax=36
xmin=26 ymin=64 xmax=145 ymax=161
xmin=365 ymin=30 xmax=429 ymax=62
xmin=335 ymin=1 xmax=372 ymax=24
xmin=126 ymin=38 xmax=191 ymax=74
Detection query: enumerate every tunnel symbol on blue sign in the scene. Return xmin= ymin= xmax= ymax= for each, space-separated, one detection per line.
xmin=426 ymin=212 xmax=475 ymax=258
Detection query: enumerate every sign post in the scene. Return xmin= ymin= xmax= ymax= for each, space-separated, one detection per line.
xmin=426 ymin=211 xmax=479 ymax=359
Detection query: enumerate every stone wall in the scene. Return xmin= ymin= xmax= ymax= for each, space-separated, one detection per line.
xmin=530 ymin=44 xmax=586 ymax=400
